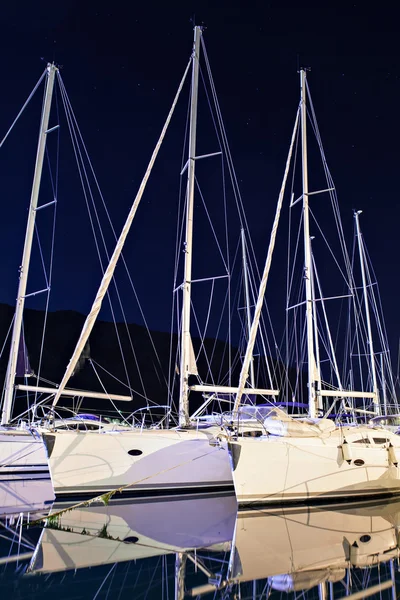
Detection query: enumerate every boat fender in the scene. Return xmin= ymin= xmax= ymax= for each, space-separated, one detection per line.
xmin=227 ymin=442 xmax=241 ymax=471
xmin=42 ymin=433 xmax=55 ymax=458
xmin=349 ymin=541 xmax=359 ymax=565
xmin=341 ymin=439 xmax=352 ymax=464
xmin=388 ymin=443 xmax=398 ymax=467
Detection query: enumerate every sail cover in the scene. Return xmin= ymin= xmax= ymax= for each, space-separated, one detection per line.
xmin=188 ymin=336 xmax=198 ymax=376
xmin=16 ymin=331 xmax=32 ymax=378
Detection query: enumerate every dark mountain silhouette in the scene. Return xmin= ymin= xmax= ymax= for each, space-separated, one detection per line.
xmin=0 ymin=303 xmax=242 ymax=419
xmin=0 ymin=303 xmax=302 ymax=420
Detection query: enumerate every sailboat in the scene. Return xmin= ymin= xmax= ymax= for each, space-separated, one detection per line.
xmin=1 ymin=27 xmax=281 ymax=499
xmin=0 ymin=64 xmax=58 ymax=508
xmin=0 ymin=64 xmax=135 ymax=504
xmin=223 ymin=68 xmax=400 ymax=506
xmin=352 ymin=210 xmax=400 ymax=430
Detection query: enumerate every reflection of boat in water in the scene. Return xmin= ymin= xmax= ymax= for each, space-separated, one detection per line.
xmin=27 ymin=492 xmax=237 ymax=574
xmin=228 ymin=499 xmax=400 ymax=594
xmin=5 ymin=495 xmax=400 ymax=599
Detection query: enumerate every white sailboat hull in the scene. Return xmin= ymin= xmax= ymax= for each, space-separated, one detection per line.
xmin=228 ymin=428 xmax=400 ymax=506
xmin=43 ymin=427 xmax=232 ymax=499
xmin=0 ymin=429 xmax=54 ymax=514
xmin=0 ymin=430 xmax=49 ymax=479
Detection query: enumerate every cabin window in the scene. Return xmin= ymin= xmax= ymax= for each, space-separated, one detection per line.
xmin=372 ymin=418 xmax=387 ymax=426
xmin=242 ymin=430 xmax=263 ymax=437
xmin=76 ymin=423 xmax=100 ymax=431
xmin=373 ymin=437 xmax=389 ymax=445
xmin=352 ymin=438 xmax=370 ymax=444
xmin=371 ymin=417 xmax=400 ymax=427
xmin=54 ymin=423 xmax=101 ymax=431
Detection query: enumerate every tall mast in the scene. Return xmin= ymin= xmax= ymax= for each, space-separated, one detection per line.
xmin=300 ymin=68 xmax=319 ymax=418
xmin=241 ymin=228 xmax=255 ymax=388
xmin=1 ymin=64 xmax=57 ymax=425
xmin=354 ymin=210 xmax=380 ymax=414
xmin=179 ymin=26 xmax=202 ymax=427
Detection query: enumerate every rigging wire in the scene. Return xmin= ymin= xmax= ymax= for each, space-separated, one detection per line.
xmin=0 ymin=69 xmax=47 ymax=150
xmin=167 ymin=80 xmax=192 ymax=410
xmin=54 ymin=58 xmax=192 ymax=407
xmin=57 ymin=74 xmax=139 ymax=396
xmin=33 ymin=113 xmax=59 ymax=400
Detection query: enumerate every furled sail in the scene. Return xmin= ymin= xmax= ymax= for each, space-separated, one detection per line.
xmin=188 ymin=336 xmax=198 ymax=376
xmin=16 ymin=331 xmax=33 ymax=378
xmin=312 ymin=353 xmax=321 ymax=383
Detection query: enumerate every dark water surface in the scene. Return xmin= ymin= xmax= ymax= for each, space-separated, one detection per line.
xmin=1 ymin=489 xmax=399 ymax=599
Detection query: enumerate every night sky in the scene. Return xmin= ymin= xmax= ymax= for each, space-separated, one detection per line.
xmin=1 ymin=1 xmax=400 ymax=359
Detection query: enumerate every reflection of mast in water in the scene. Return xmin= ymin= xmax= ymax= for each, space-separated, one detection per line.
xmin=175 ymin=553 xmax=187 ymax=600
